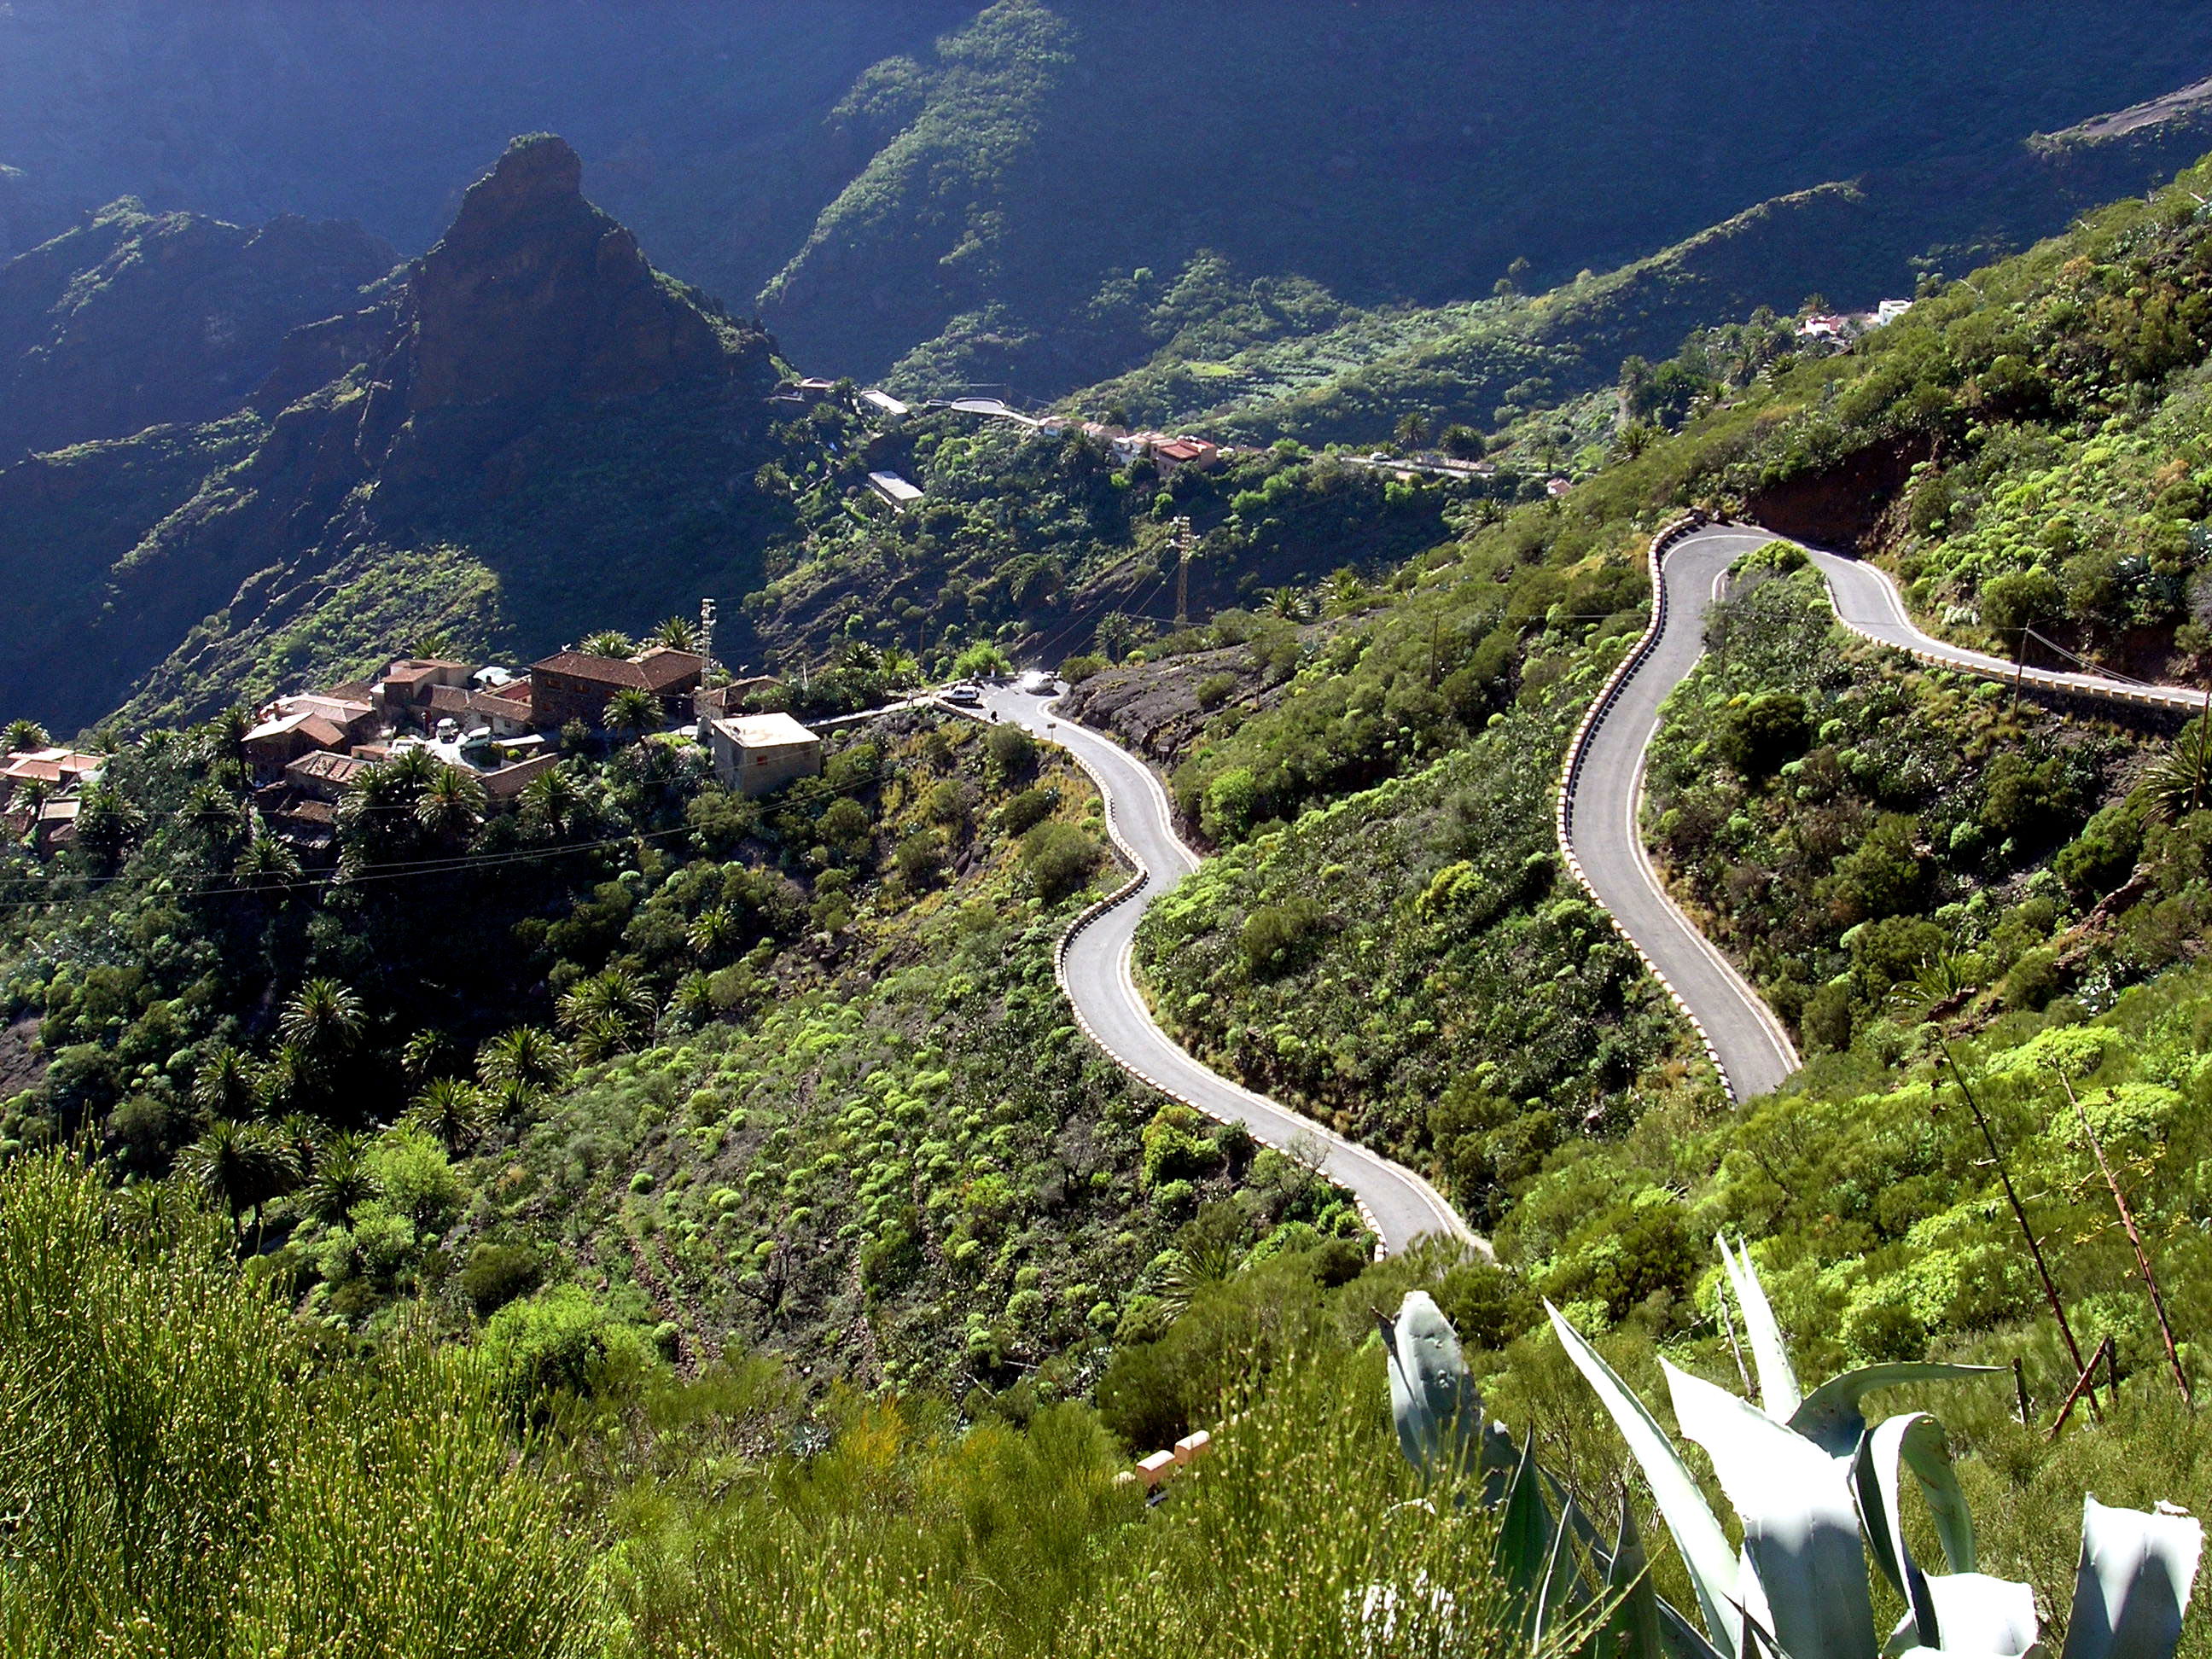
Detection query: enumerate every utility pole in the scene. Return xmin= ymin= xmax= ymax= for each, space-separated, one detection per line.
xmin=694 ymin=597 xmax=719 ymax=738
xmin=1173 ymin=515 xmax=1194 ymax=628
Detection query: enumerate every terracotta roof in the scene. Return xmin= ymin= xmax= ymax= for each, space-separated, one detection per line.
xmin=285 ymin=751 xmax=369 ymax=787
xmin=1155 ymin=437 xmax=1216 ymax=463
xmin=1 ymin=748 xmax=105 ymax=786
xmin=530 ymin=649 xmax=702 ymax=692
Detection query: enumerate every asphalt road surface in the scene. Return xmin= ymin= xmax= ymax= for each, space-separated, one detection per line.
xmin=1564 ymin=521 xmax=2211 ymax=1105
xmin=975 ymin=684 xmax=1478 ymax=1255
xmin=1563 ymin=525 xmax=1805 ymax=1102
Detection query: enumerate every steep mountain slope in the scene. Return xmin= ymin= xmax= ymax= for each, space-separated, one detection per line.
xmin=0 ymin=199 xmax=394 ymax=461
xmin=1075 ymin=105 xmax=2212 ymax=445
xmin=9 ymin=0 xmax=2212 ymax=396
xmin=0 ymin=137 xmax=784 ymax=735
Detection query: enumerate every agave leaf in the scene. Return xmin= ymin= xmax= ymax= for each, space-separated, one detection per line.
xmin=1666 ymin=1359 xmax=1878 ymax=1659
xmin=2058 ymin=1497 xmax=2203 ymax=1659
xmin=1546 ymin=1302 xmax=1742 ymax=1656
xmin=1856 ymin=1411 xmax=1986 ymax=1646
xmin=1532 ymin=1479 xmax=1590 ymax=1642
xmin=1494 ymin=1438 xmax=1557 ymax=1621
xmin=1592 ymin=1498 xmax=1668 ymax=1659
xmin=1922 ymin=1574 xmax=2040 ymax=1657
xmin=1379 ymin=1290 xmax=1483 ymax=1481
xmin=1789 ymin=1362 xmax=2005 ymax=1459
xmin=1717 ymin=1235 xmax=1801 ymax=1419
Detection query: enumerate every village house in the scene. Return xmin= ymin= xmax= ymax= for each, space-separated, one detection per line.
xmin=1152 ymin=436 xmax=1220 ymax=476
xmin=866 ymin=470 xmax=924 ymax=512
xmin=528 ymin=647 xmax=703 ymax=729
xmin=373 ymin=658 xmax=475 ymax=723
xmin=0 ymin=747 xmax=106 ymax=807
xmin=426 ymin=679 xmax=536 ymax=737
xmin=242 ymin=708 xmax=351 ymax=777
xmin=693 ymin=677 xmax=781 ymax=723
xmin=707 ymin=713 xmax=822 ymax=798
xmin=283 ymin=749 xmax=370 ymax=802
xmin=1111 ymin=430 xmax=1170 ymax=466
xmin=859 ymin=388 xmax=911 ymax=422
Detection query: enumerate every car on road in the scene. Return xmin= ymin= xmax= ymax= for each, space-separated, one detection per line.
xmin=943 ymin=683 xmax=982 ymax=707
xmin=1017 ymin=670 xmax=1057 ymax=695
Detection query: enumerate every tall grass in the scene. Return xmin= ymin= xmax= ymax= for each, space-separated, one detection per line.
xmin=609 ymin=1344 xmax=1536 ymax=1658
xmin=0 ymin=1150 xmax=600 ymax=1656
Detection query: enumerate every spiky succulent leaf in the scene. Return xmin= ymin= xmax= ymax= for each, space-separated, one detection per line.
xmin=1493 ymin=1439 xmax=1557 ymax=1626
xmin=1855 ymin=1412 xmax=2036 ymax=1657
xmin=1379 ymin=1290 xmax=1483 ymax=1481
xmin=1855 ymin=1414 xmax=1976 ymax=1608
xmin=2058 ymin=1497 xmax=2203 ymax=1659
xmin=1665 ymin=1359 xmax=1878 ymax=1659
xmin=1592 ymin=1499 xmax=1668 ymax=1659
xmin=1717 ymin=1235 xmax=1800 ymax=1419
xmin=1545 ymin=1302 xmax=1741 ymax=1656
xmin=1789 ymin=1363 xmax=2005 ymax=1458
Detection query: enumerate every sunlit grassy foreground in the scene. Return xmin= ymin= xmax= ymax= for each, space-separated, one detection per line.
xmin=0 ymin=1149 xmax=1541 ymax=1658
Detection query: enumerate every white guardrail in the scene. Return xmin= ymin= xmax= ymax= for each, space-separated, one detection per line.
xmin=1039 ymin=735 xmax=1405 ymax=1253
xmin=1550 ymin=511 xmax=1752 ymax=1102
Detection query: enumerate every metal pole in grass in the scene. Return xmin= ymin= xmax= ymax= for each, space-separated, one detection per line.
xmin=2059 ymin=1072 xmax=2194 ymax=1406
xmin=1936 ymin=1039 xmax=2098 ymax=1417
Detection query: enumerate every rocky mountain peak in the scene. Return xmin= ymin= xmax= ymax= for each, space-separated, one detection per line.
xmin=404 ymin=132 xmax=725 ymax=412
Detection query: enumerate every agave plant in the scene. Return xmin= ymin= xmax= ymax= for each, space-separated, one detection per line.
xmin=1542 ymin=1237 xmax=2202 ymax=1659
xmin=1376 ymin=1237 xmax=2204 ymax=1659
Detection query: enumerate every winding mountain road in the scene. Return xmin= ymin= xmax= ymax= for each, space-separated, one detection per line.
xmin=977 ymin=684 xmax=1478 ymax=1255
xmin=971 ymin=521 xmax=2210 ymax=1248
xmin=1562 ymin=521 xmax=2212 ymax=1104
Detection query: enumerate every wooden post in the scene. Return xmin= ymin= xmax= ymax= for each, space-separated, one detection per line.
xmin=2049 ymin=1335 xmax=2116 ymax=1438
xmin=1939 ymin=1042 xmax=2097 ymax=1416
xmin=2012 ymin=1356 xmax=2031 ymax=1426
xmin=2061 ymin=1074 xmax=2193 ymax=1405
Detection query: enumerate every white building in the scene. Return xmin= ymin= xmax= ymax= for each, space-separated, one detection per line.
xmin=1874 ymin=298 xmax=1915 ymax=327
xmin=860 ymin=389 xmax=911 ymax=422
xmin=867 ymin=470 xmax=925 ymax=511
xmin=707 ymin=713 xmax=823 ymax=798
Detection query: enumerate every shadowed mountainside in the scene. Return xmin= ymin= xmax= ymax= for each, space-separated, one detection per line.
xmin=0 ymin=200 xmax=394 ymax=462
xmin=0 ymin=136 xmax=783 ymax=736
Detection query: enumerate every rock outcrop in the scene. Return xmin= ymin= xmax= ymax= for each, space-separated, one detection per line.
xmin=0 ymin=134 xmax=783 ymax=736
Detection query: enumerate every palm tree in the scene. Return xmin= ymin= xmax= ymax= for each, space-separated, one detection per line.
xmin=400 ymin=1028 xmax=453 ymax=1084
xmin=405 ymin=1076 xmax=486 ymax=1150
xmin=413 ymin=763 xmax=486 ymax=841
xmin=520 ymin=766 xmax=587 ymax=840
xmin=0 ymin=719 xmax=51 ymax=757
xmin=687 ymin=905 xmax=743 ymax=963
xmin=580 ymin=630 xmax=636 ymax=659
xmin=476 ymin=1025 xmax=569 ymax=1091
xmin=1393 ymin=410 xmax=1434 ymax=451
xmin=175 ymin=1120 xmax=298 ymax=1239
xmin=233 ymin=833 xmax=303 ymax=890
xmin=271 ymin=1114 xmax=325 ymax=1180
xmin=480 ymin=1076 xmax=547 ymax=1123
xmin=279 ymin=977 xmax=367 ymax=1058
xmin=183 ymin=781 xmax=247 ymax=859
xmin=556 ymin=967 xmax=657 ymax=1057
xmin=1265 ymin=586 xmax=1306 ymax=620
xmin=302 ymin=1132 xmax=375 ymax=1225
xmin=190 ymin=1045 xmax=262 ymax=1121
xmin=649 ymin=616 xmax=698 ymax=651
xmin=603 ymin=686 xmax=661 ymax=742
